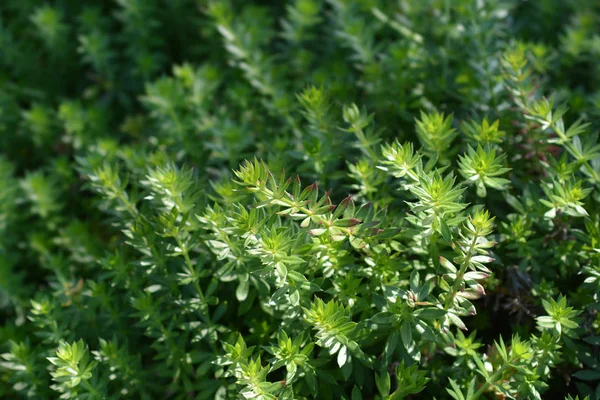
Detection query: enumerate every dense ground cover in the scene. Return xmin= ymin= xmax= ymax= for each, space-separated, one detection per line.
xmin=1 ymin=0 xmax=600 ymax=399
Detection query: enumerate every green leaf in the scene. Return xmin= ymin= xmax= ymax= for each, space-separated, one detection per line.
xmin=375 ymin=370 xmax=391 ymax=397
xmin=414 ymin=307 xmax=446 ymax=321
xmin=573 ymin=370 xmax=600 ymax=381
xmin=236 ymin=279 xmax=250 ymax=302
xmin=351 ymin=386 xmax=362 ymax=400
xmin=337 ymin=346 xmax=348 ymax=368
xmin=440 ymin=217 xmax=452 ymax=243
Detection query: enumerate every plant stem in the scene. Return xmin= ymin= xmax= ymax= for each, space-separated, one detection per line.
xmin=472 ymin=359 xmax=513 ymax=399
xmin=175 ymin=236 xmax=218 ymax=353
xmin=444 ymin=231 xmax=479 ymax=310
xmin=82 ymin=379 xmax=103 ymax=400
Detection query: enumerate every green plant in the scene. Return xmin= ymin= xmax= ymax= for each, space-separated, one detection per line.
xmin=1 ymin=1 xmax=599 ymax=399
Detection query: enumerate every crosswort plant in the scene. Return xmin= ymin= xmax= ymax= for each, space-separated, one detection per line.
xmin=1 ymin=1 xmax=600 ymax=399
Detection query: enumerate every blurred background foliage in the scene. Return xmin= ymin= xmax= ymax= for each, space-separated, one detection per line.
xmin=1 ymin=0 xmax=600 ymax=399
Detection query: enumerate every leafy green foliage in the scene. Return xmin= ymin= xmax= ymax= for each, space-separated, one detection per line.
xmin=47 ymin=340 xmax=100 ymax=398
xmin=1 ymin=1 xmax=599 ymax=399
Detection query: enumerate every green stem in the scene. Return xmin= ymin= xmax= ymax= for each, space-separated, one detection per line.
xmin=354 ymin=127 xmax=378 ymax=161
xmin=472 ymin=360 xmax=513 ymax=399
xmin=509 ymin=66 xmax=600 ymax=184
xmin=82 ymin=379 xmax=103 ymax=400
xmin=175 ymin=236 xmax=218 ymax=353
xmin=262 ymin=187 xmax=321 ymax=222
xmin=444 ymin=231 xmax=479 ymax=310
xmin=406 ymin=168 xmax=420 ymax=183
xmin=116 ymin=190 xmax=138 ymax=218
xmin=168 ymin=107 xmax=185 ymax=138
xmin=558 ymin=134 xmax=600 ymax=183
